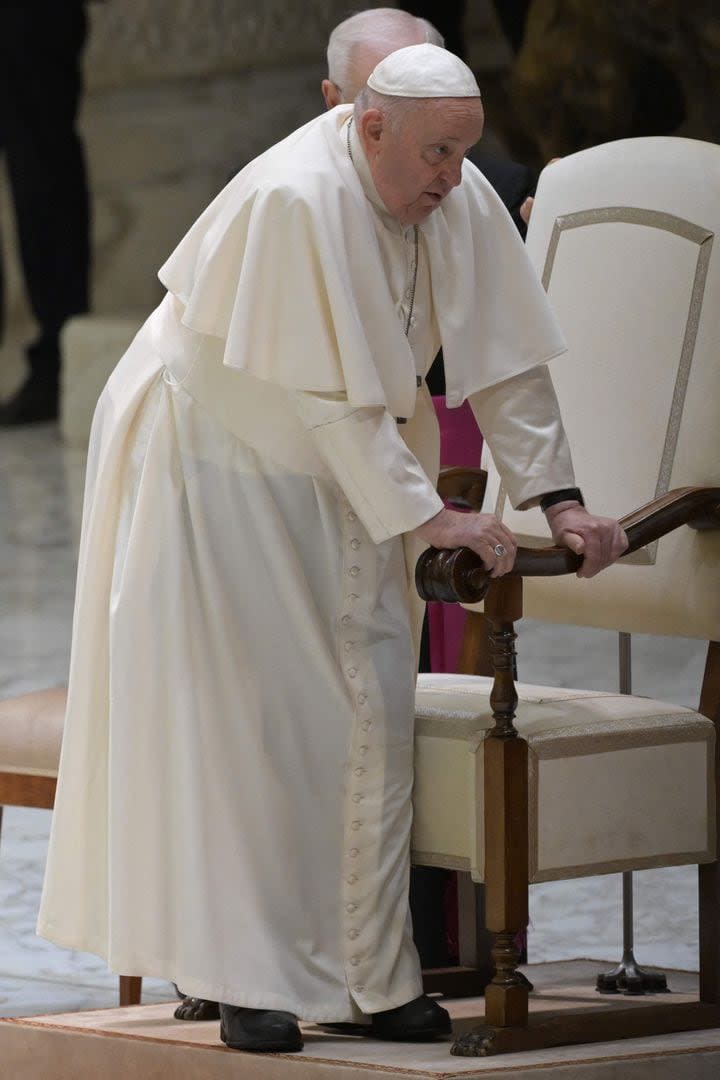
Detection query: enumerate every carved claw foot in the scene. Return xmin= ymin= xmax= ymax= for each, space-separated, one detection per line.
xmin=174 ymin=996 xmax=221 ymax=1021
xmin=451 ymin=1027 xmax=496 ymax=1056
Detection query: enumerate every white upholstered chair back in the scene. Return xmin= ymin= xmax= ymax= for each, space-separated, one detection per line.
xmin=482 ymin=136 xmax=720 ymax=640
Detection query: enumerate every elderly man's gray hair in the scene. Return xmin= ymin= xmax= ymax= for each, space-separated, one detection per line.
xmin=327 ymin=8 xmax=444 ymax=100
xmin=353 ymin=84 xmax=427 ymax=132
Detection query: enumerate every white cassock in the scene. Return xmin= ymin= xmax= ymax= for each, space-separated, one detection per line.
xmin=38 ymin=106 xmax=574 ymax=1021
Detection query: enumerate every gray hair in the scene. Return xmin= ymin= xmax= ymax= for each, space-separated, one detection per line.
xmin=353 ymin=84 xmax=423 ymax=133
xmin=327 ymin=8 xmax=444 ymax=102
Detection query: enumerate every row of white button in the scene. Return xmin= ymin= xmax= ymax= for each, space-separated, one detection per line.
xmin=342 ymin=504 xmax=369 ymax=980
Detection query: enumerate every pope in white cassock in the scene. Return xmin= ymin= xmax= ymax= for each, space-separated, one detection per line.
xmin=38 ymin=45 xmax=627 ymax=1053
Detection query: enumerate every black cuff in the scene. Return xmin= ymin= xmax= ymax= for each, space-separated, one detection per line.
xmin=540 ymin=487 xmax=585 ymax=512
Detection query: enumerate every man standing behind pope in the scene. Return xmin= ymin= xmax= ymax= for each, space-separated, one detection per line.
xmin=38 ymin=45 xmax=627 ymax=1054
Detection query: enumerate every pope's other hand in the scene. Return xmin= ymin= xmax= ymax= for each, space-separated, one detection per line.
xmin=544 ymin=502 xmax=628 ymax=578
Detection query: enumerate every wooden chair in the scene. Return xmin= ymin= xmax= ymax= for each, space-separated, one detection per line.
xmin=411 ymin=135 xmax=720 ymax=1055
xmin=0 ymin=688 xmax=142 ymax=1007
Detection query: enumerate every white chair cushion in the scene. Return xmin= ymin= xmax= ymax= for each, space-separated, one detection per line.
xmin=412 ymin=674 xmax=715 ymax=883
xmin=0 ymin=689 xmax=67 ymax=778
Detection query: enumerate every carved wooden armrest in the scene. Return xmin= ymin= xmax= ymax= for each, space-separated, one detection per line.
xmin=416 ymin=485 xmax=720 ymax=604
xmin=437 ymin=467 xmax=488 ymax=512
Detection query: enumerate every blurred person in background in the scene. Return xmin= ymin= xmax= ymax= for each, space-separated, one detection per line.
xmin=0 ymin=1 xmax=95 ymax=426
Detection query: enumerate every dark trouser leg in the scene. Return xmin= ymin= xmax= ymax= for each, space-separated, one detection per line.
xmin=0 ymin=3 xmax=90 ymax=422
xmin=410 ymin=865 xmax=453 ymax=967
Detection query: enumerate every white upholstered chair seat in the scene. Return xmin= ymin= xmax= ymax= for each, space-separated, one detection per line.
xmin=412 ymin=673 xmax=715 ymax=884
xmin=0 ymin=688 xmax=66 ymax=777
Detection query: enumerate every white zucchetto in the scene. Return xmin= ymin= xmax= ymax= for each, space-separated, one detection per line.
xmin=366 ymin=43 xmax=481 ymax=99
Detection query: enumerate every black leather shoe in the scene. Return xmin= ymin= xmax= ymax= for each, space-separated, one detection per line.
xmin=0 ymin=372 xmax=58 ymax=426
xmin=219 ymin=1003 xmax=303 ymax=1052
xmin=371 ymin=994 xmax=451 ymax=1041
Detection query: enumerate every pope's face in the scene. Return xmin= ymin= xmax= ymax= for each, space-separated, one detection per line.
xmin=360 ymin=98 xmax=484 ymax=226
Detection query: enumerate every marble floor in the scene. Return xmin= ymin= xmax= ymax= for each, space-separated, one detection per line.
xmin=0 ymin=421 xmax=708 ymax=1020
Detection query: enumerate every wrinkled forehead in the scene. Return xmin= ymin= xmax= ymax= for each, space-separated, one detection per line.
xmin=402 ymin=97 xmax=484 ymax=141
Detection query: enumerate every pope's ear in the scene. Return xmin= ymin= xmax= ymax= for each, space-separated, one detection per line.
xmin=322 ymin=79 xmax=342 ymax=109
xmin=358 ymin=109 xmax=385 ymax=150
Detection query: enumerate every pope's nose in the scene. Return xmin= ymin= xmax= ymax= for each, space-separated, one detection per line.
xmin=449 ymin=158 xmax=464 ymax=188
xmin=440 ymin=158 xmax=463 ymax=191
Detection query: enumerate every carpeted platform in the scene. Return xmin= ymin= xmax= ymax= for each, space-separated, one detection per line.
xmin=3 ymin=962 xmax=720 ymax=1079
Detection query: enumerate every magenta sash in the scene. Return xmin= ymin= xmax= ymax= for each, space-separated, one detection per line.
xmin=428 ymin=398 xmax=483 ymax=672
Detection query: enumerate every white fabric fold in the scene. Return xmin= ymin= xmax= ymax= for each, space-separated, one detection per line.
xmin=296 ymin=392 xmax=443 ymax=543
xmin=159 ymin=106 xmax=567 ymax=420
xmin=470 ymin=366 xmax=575 ymax=509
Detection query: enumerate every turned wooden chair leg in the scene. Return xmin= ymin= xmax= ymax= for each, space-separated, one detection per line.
xmin=484 ymin=734 xmax=529 ymax=1028
xmin=456 ymin=609 xmax=510 ymax=993
xmin=483 ymin=577 xmax=529 ymax=1030
xmin=119 ymin=975 xmax=142 ymax=1006
xmin=453 ymin=577 xmax=529 ymax=1055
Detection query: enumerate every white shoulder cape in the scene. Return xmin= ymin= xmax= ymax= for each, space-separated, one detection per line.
xmin=159 ymin=106 xmax=566 ymax=420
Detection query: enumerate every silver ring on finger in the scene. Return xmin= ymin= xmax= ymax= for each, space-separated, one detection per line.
xmin=494 ymin=543 xmax=507 ymax=558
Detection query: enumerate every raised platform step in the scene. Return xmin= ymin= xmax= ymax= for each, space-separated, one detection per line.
xmin=2 ymin=962 xmax=720 ymax=1079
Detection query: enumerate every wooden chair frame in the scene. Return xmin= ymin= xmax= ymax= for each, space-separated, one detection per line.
xmin=417 ymin=476 xmax=720 ymax=1055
